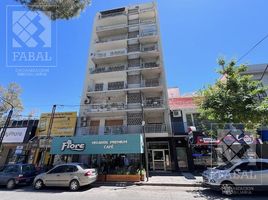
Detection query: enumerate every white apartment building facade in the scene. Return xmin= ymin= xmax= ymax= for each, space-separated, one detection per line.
xmin=77 ymin=2 xmax=173 ymax=172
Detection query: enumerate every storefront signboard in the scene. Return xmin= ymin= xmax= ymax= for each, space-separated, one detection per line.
xmin=50 ymin=134 xmax=144 ymax=155
xmin=0 ymin=128 xmax=27 ymax=143
xmin=36 ymin=112 xmax=77 ymax=136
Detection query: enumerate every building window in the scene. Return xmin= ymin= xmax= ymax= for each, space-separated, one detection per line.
xmin=186 ymin=113 xmax=200 ymax=127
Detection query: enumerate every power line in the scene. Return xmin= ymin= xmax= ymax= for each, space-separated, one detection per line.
xmin=237 ymin=33 xmax=268 ymax=63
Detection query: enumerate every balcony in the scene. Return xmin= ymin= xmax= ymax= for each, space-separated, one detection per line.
xmin=80 ymin=124 xmax=168 ymax=135
xmin=142 ymin=62 xmax=159 ymax=69
xmin=96 ymin=23 xmax=127 ymax=32
xmin=104 ymin=126 xmax=126 ymax=134
xmin=90 ymin=64 xmax=126 ymax=74
xmin=144 ymin=124 xmax=167 ymax=133
xmin=91 ymin=48 xmax=127 ymax=64
xmin=141 ymin=31 xmax=157 ymax=37
xmin=100 ymin=8 xmax=126 ymax=19
xmin=140 ymin=18 xmax=156 ymax=25
xmin=79 ymin=126 xmax=99 ymax=135
xmin=96 ymin=35 xmax=127 ymax=43
xmin=88 ymin=78 xmax=161 ymax=94
xmin=88 ymin=102 xmax=126 ymax=112
xmin=141 ymin=78 xmax=160 ymax=87
xmin=143 ymin=98 xmax=163 ymax=108
xmin=140 ymin=6 xmax=155 ymax=13
xmin=142 ymin=44 xmax=158 ymax=52
xmin=108 ymin=81 xmax=125 ymax=90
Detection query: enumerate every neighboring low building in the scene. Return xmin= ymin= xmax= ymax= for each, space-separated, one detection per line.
xmin=242 ymin=64 xmax=268 ymax=97
xmin=168 ymin=87 xmax=201 ymax=171
xmin=33 ymin=112 xmax=77 ymax=167
xmin=168 ymin=87 xmax=200 ymax=135
xmin=0 ymin=119 xmax=39 ymax=166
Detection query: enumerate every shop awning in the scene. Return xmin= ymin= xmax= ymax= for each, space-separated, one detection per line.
xmin=50 ymin=134 xmax=144 ymax=155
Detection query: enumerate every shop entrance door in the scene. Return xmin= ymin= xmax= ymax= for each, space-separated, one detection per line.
xmin=152 ymin=150 xmax=166 ymax=171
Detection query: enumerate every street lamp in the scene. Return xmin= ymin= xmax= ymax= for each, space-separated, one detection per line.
xmin=141 ymin=103 xmax=149 ymax=181
xmin=0 ymin=96 xmax=14 ymax=149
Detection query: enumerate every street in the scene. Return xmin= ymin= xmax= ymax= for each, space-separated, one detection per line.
xmin=0 ymin=185 xmax=268 ymax=200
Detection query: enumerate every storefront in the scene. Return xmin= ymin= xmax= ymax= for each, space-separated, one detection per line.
xmin=50 ymin=134 xmax=144 ymax=175
xmin=189 ymin=130 xmax=263 ymax=171
xmin=0 ymin=120 xmax=38 ymax=166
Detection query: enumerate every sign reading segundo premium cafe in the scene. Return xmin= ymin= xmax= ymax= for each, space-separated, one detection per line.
xmin=50 ymin=134 xmax=144 ymax=155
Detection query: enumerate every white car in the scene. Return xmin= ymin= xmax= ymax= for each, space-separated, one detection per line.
xmin=202 ymin=159 xmax=268 ymax=195
xmin=33 ymin=163 xmax=97 ymax=191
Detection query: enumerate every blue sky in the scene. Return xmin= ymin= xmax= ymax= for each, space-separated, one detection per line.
xmin=0 ymin=0 xmax=268 ymax=117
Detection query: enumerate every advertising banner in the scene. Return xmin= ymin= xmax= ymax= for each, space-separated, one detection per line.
xmin=1 ymin=127 xmax=27 ymax=143
xmin=50 ymin=134 xmax=144 ymax=155
xmin=36 ymin=112 xmax=77 ymax=136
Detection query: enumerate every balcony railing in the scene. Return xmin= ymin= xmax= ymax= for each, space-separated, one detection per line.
xmin=104 ymin=126 xmax=126 ymax=134
xmin=141 ymin=79 xmax=160 ymax=87
xmin=92 ymin=48 xmax=127 ymax=59
xmin=144 ymin=124 xmax=167 ymax=133
xmin=96 ymin=35 xmax=127 ymax=43
xmin=142 ymin=44 xmax=158 ymax=52
xmin=142 ymin=62 xmax=158 ymax=68
xmin=89 ymin=102 xmax=125 ymax=112
xmin=140 ymin=18 xmax=156 ymax=25
xmin=141 ymin=31 xmax=157 ymax=37
xmin=79 ymin=126 xmax=99 ymax=135
xmin=140 ymin=6 xmax=155 ymax=13
xmin=143 ymin=98 xmax=163 ymax=108
xmin=100 ymin=11 xmax=126 ymax=19
xmin=88 ymin=79 xmax=160 ymax=93
xmin=96 ymin=23 xmax=127 ymax=32
xmin=90 ymin=65 xmax=126 ymax=74
xmin=80 ymin=124 xmax=168 ymax=135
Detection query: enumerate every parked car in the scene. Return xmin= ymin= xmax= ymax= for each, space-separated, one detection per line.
xmin=33 ymin=163 xmax=98 ymax=191
xmin=202 ymin=159 xmax=268 ymax=195
xmin=0 ymin=164 xmax=38 ymax=189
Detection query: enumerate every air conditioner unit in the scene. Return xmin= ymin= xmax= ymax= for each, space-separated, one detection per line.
xmin=173 ymin=110 xmax=181 ymax=117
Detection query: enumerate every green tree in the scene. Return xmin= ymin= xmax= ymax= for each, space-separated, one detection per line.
xmin=16 ymin=0 xmax=91 ymax=20
xmin=0 ymin=83 xmax=23 ymax=121
xmin=197 ymin=59 xmax=268 ymax=128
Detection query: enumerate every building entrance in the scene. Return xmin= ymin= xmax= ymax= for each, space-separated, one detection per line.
xmin=148 ymin=142 xmax=171 ymax=171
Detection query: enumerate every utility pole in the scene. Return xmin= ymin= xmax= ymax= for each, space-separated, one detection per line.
xmin=0 ymin=97 xmax=14 ymax=149
xmin=40 ymin=104 xmax=56 ymax=166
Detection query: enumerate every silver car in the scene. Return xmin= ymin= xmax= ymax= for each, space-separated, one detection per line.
xmin=33 ymin=163 xmax=97 ymax=191
xmin=202 ymin=159 xmax=268 ymax=195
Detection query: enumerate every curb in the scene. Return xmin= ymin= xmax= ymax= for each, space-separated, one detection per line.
xmin=135 ymin=182 xmax=202 ymax=187
xmin=92 ymin=181 xmax=202 ymax=187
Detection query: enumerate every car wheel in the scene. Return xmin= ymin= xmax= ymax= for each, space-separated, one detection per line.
xmin=69 ymin=180 xmax=80 ymax=191
xmin=221 ymin=182 xmax=235 ymax=196
xmin=6 ymin=179 xmax=15 ymax=190
xmin=34 ymin=179 xmax=44 ymax=190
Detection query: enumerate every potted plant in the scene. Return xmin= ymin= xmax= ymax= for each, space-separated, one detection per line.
xmin=137 ymin=168 xmax=146 ymax=181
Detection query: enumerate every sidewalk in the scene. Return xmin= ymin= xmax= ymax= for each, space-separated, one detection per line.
xmin=136 ymin=172 xmax=203 ymax=187
xmin=93 ymin=173 xmax=203 ymax=187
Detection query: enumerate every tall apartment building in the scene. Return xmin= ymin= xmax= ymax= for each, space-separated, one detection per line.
xmin=78 ymin=2 xmax=172 ymax=171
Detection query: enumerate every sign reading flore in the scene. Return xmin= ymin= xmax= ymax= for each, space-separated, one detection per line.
xmin=50 ymin=134 xmax=144 ymax=155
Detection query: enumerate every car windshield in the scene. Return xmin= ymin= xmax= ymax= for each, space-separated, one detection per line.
xmin=2 ymin=165 xmax=20 ymax=173
xmin=215 ymin=162 xmax=235 ymax=170
xmin=78 ymin=163 xmax=90 ymax=169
